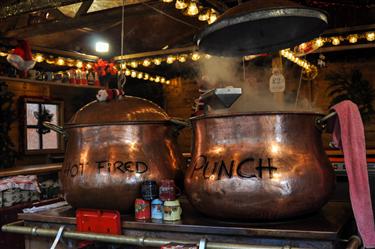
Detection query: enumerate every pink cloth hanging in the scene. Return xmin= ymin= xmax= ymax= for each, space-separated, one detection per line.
xmin=331 ymin=100 xmax=375 ymax=248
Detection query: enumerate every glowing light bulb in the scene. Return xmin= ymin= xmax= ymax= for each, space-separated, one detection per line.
xmin=46 ymin=57 xmax=55 ymax=64
xmin=207 ymin=10 xmax=217 ymax=24
xmin=95 ymin=41 xmax=109 ymax=53
xmin=137 ymin=72 xmax=143 ymax=79
xmin=125 ymin=69 xmax=131 ymax=76
xmin=331 ymin=37 xmax=340 ymax=46
xmin=162 ymin=0 xmax=173 ymax=3
xmin=315 ymin=37 xmax=324 ymax=47
xmin=348 ymin=34 xmax=358 ymax=43
xmin=144 ymin=73 xmax=149 ymax=80
xmin=131 ymin=71 xmax=137 ymax=78
xmin=198 ymin=8 xmax=210 ymax=21
xmin=178 ymin=55 xmax=187 ymax=62
xmin=160 ymin=77 xmax=166 ymax=83
xmin=76 ymin=61 xmax=83 ymax=68
xmin=34 ymin=54 xmax=44 ymax=62
xmin=153 ymin=58 xmax=162 ymax=65
xmin=175 ymin=0 xmax=187 ymax=9
xmin=155 ymin=76 xmax=161 ymax=83
xmin=56 ymin=58 xmax=65 ymax=66
xmin=166 ymin=80 xmax=171 ymax=85
xmin=184 ymin=0 xmax=199 ymax=16
xmin=86 ymin=63 xmax=92 ymax=69
xmin=298 ymin=43 xmax=307 ymax=50
xmin=130 ymin=61 xmax=138 ymax=68
xmin=0 ymin=51 xmax=7 ymax=57
xmin=150 ymin=77 xmax=155 ymax=82
xmin=166 ymin=55 xmax=176 ymax=64
xmin=366 ymin=32 xmax=375 ymax=42
xmin=120 ymin=63 xmax=126 ymax=69
xmin=191 ymin=52 xmax=200 ymax=61
xmin=142 ymin=59 xmax=151 ymax=67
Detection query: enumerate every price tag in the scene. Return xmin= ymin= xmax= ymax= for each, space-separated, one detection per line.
xmin=269 ymin=73 xmax=285 ymax=93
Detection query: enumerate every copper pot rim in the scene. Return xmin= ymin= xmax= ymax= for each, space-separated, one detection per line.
xmin=63 ymin=120 xmax=175 ymax=129
xmin=190 ymin=111 xmax=325 ymax=121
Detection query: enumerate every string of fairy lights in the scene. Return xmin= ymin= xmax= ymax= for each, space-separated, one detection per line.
xmin=0 ymin=51 xmax=171 ymax=85
xmin=0 ymin=31 xmax=374 ymax=84
xmin=161 ymin=0 xmax=218 ymax=24
xmin=299 ymin=31 xmax=375 ymax=49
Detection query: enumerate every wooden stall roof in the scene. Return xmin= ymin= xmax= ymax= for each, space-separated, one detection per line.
xmin=0 ymin=0 xmax=374 ymax=58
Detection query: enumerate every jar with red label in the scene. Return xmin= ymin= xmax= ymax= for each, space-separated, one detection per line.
xmin=159 ymin=179 xmax=180 ymax=201
xmin=135 ymin=198 xmax=151 ymax=220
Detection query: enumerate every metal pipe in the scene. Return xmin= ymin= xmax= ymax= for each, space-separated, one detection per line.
xmin=2 ymin=221 xmax=302 ymax=249
xmin=346 ymin=236 xmax=362 ymax=249
xmin=315 ymin=111 xmax=337 ymax=130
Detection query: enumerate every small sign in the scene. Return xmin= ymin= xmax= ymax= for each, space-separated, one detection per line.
xmin=269 ymin=72 xmax=285 ymax=93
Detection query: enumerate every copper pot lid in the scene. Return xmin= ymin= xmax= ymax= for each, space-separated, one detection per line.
xmin=67 ymin=96 xmax=170 ymax=126
xmin=196 ymin=0 xmax=328 ymax=57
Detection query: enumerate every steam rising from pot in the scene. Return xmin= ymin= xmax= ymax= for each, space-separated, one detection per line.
xmin=195 ymin=56 xmax=320 ymax=114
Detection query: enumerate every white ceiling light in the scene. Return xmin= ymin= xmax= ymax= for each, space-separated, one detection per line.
xmin=95 ymin=41 xmax=109 ymax=53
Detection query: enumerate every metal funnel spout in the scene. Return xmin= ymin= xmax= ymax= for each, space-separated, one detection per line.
xmin=200 ymin=87 xmax=242 ymax=110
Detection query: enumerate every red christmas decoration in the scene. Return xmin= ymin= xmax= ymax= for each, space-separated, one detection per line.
xmin=94 ymin=59 xmax=118 ymax=77
xmin=7 ymin=40 xmax=36 ymax=73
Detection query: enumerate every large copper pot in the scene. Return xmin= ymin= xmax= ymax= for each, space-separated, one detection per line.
xmin=45 ymin=96 xmax=185 ymax=213
xmin=184 ymin=112 xmax=335 ymax=220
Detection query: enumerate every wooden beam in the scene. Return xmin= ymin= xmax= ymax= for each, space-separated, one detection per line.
xmin=142 ymin=2 xmax=199 ymax=29
xmin=323 ymin=24 xmax=375 ymax=35
xmin=114 ymin=46 xmax=197 ymax=61
xmin=3 ymin=1 xmax=151 ymax=38
xmin=75 ymin=0 xmax=94 ymax=17
xmin=32 ymin=46 xmax=99 ymax=61
xmin=50 ymin=9 xmax=69 ymax=20
xmin=0 ymin=0 xmax=89 ymax=19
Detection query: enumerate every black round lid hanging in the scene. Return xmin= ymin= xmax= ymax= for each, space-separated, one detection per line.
xmin=196 ymin=0 xmax=328 ymax=57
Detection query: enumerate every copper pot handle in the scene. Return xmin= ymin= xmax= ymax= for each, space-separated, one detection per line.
xmin=43 ymin=122 xmax=68 ymax=137
xmin=170 ymin=118 xmax=190 ymax=130
xmin=315 ymin=111 xmax=337 ymax=130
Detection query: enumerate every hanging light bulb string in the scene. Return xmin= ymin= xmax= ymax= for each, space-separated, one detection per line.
xmin=296 ymin=30 xmax=375 ymax=52
xmin=161 ymin=0 xmax=218 ymax=24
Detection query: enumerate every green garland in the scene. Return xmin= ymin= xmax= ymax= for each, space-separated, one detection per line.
xmin=0 ymin=81 xmax=17 ymax=168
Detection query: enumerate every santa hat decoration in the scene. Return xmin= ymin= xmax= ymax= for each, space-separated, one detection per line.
xmin=96 ymin=89 xmax=125 ymax=102
xmin=7 ymin=40 xmax=36 ymax=72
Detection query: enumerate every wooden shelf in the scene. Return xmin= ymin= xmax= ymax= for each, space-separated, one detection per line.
xmin=326 ymin=149 xmax=375 ymax=156
xmin=0 ymin=76 xmax=103 ymax=89
xmin=0 ymin=163 xmax=62 ymax=178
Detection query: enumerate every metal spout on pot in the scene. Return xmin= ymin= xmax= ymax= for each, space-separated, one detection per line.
xmin=315 ymin=112 xmax=337 ymax=130
xmin=170 ymin=118 xmax=190 ymax=136
xmin=43 ymin=122 xmax=68 ymax=137
xmin=200 ymin=87 xmax=242 ymax=111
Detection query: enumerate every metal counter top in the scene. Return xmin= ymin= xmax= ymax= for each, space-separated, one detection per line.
xmin=18 ymin=198 xmax=353 ymax=241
